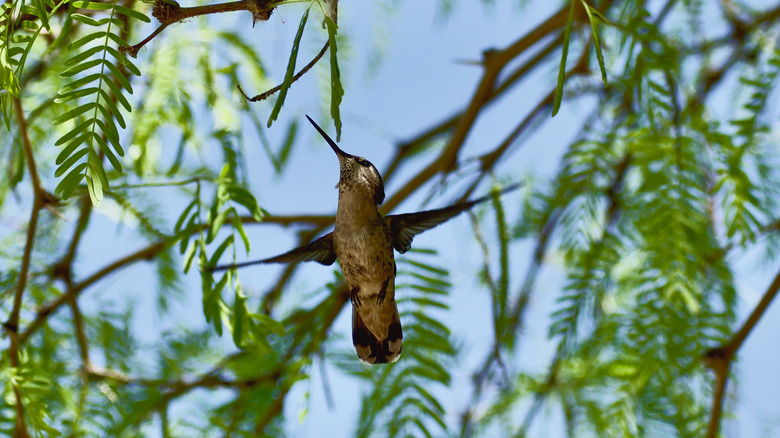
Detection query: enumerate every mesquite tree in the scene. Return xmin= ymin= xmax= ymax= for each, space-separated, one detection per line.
xmin=2 ymin=0 xmax=780 ymax=437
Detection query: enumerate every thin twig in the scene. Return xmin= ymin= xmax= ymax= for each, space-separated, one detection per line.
xmin=7 ymin=97 xmax=40 ymax=438
xmin=703 ymin=266 xmax=780 ymax=438
xmin=239 ymin=213 xmax=334 ymax=229
xmin=122 ymin=22 xmax=170 ymax=57
xmin=112 ymin=177 xmax=202 ymax=189
xmin=51 ymin=197 xmax=93 ymax=285
xmin=70 ymin=299 xmax=90 ymax=365
xmin=239 ymin=40 xmax=329 ymax=102
xmin=515 ymin=357 xmax=560 ymax=438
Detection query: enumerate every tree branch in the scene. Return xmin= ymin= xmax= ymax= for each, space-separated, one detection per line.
xmin=19 ymin=242 xmax=167 ymax=344
xmin=4 ymin=97 xmax=46 ymax=438
xmin=703 ymin=265 xmax=780 ymax=438
xmin=51 ymin=197 xmax=93 ymax=285
xmin=107 ymin=287 xmax=349 ymax=433
xmin=70 ymin=298 xmax=91 ymax=367
xmin=382 ymin=33 xmax=563 ymax=183
xmin=121 ymin=0 xmax=275 ymax=57
xmin=380 ymin=1 xmax=600 ymax=213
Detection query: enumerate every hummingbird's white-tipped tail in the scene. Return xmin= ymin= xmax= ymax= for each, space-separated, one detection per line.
xmin=352 ymin=302 xmax=402 ymax=364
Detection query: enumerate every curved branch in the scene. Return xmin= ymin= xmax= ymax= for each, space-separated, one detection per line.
xmin=239 ymin=40 xmax=330 ymax=102
xmin=4 ymin=97 xmax=47 ymax=438
xmin=703 ymin=266 xmax=780 ymax=438
xmin=382 ymin=33 xmax=564 ymax=183
xmin=20 ymin=209 xmax=336 ymax=343
xmin=19 ymin=242 xmax=167 ymax=344
xmin=380 ymin=1 xmax=595 ymax=214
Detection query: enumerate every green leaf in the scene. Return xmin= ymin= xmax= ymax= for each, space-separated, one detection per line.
xmin=94 ymin=132 xmax=122 ymax=172
xmin=55 ymin=163 xmax=87 ymax=198
xmin=103 ymin=60 xmax=133 ymax=93
xmin=217 ymin=31 xmax=266 ymax=78
xmin=95 ymin=107 xmax=120 ymax=140
xmin=114 ymin=4 xmax=151 ymax=22
xmin=408 ymin=296 xmax=449 ymax=310
xmin=101 ymin=75 xmax=132 ymax=111
xmin=86 ymin=173 xmax=103 ymax=204
xmin=53 ymin=102 xmax=96 ymax=125
xmin=267 ymin=6 xmax=310 ymax=128
xmin=231 ymin=214 xmax=250 ymax=254
xmin=407 ymin=271 xmax=451 ymax=288
xmin=552 ymin=0 xmax=576 ymax=117
xmin=89 ymin=150 xmax=108 ymax=187
xmin=208 ymin=235 xmax=235 ymax=268
xmin=407 ymin=398 xmax=446 ymax=430
xmin=97 ymin=87 xmax=126 ymax=128
xmin=95 ymin=119 xmax=123 ymax=155
xmin=405 ymin=284 xmax=447 ymax=295
xmin=96 ymin=17 xmax=125 ymax=29
xmin=208 ymin=207 xmax=233 ymax=243
xmin=175 ymin=200 xmax=198 ymax=233
xmin=406 ymin=259 xmax=448 ymax=277
xmin=54 ymin=147 xmax=88 ymax=177
xmin=56 ymin=134 xmax=90 ymax=169
xmin=106 ymin=31 xmax=128 ymax=48
xmin=71 ymin=13 xmax=102 ymax=27
xmin=581 ymin=0 xmax=607 ymax=85
xmin=412 ymin=384 xmax=445 ymax=415
xmin=61 ymin=58 xmax=103 ymax=77
xmin=227 ymin=186 xmax=262 ymax=219
xmin=60 ymin=73 xmax=102 ymax=92
xmin=409 ymin=310 xmax=451 ymax=336
xmin=232 ymin=288 xmax=248 ymax=347
xmin=180 ymin=210 xmax=198 ymax=247
xmin=105 ymin=46 xmax=141 ymax=77
xmin=71 ymin=1 xmax=114 ymax=9
xmin=34 ymin=0 xmax=50 ymax=30
xmin=182 ymin=241 xmax=197 ymax=273
xmin=55 ymin=120 xmax=91 ymax=147
xmin=68 ymin=31 xmax=108 ymax=51
xmin=206 ymin=273 xmax=229 ymax=335
xmin=325 ymin=16 xmax=343 ymax=141
xmin=54 ymin=87 xmax=99 ymax=103
xmin=249 ymin=312 xmax=286 ymax=336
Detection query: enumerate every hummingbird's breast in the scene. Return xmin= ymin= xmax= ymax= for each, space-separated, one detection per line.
xmin=333 ymin=216 xmax=395 ymax=285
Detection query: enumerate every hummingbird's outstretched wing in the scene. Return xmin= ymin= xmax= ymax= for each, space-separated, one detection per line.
xmin=211 ymin=232 xmax=336 ymax=271
xmin=385 ymin=184 xmax=520 ymax=253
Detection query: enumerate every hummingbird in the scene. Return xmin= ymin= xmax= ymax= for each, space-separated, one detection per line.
xmin=215 ymin=116 xmax=519 ymax=364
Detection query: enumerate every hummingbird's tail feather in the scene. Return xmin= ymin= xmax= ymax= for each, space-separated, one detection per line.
xmin=352 ymin=303 xmax=403 ymax=364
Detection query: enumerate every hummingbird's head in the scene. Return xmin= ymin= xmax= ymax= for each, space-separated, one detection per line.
xmin=306 ymin=115 xmax=385 ymax=205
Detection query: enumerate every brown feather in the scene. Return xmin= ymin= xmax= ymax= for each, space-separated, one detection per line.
xmin=352 ymin=300 xmax=403 ymax=364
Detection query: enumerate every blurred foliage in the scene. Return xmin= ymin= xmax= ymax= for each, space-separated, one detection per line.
xmin=2 ymin=0 xmax=780 ymax=437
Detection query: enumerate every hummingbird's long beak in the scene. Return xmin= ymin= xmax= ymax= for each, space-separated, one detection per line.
xmin=306 ymin=115 xmax=350 ymax=159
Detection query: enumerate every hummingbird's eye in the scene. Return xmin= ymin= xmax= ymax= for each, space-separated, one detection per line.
xmin=356 ymin=158 xmax=370 ymax=167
